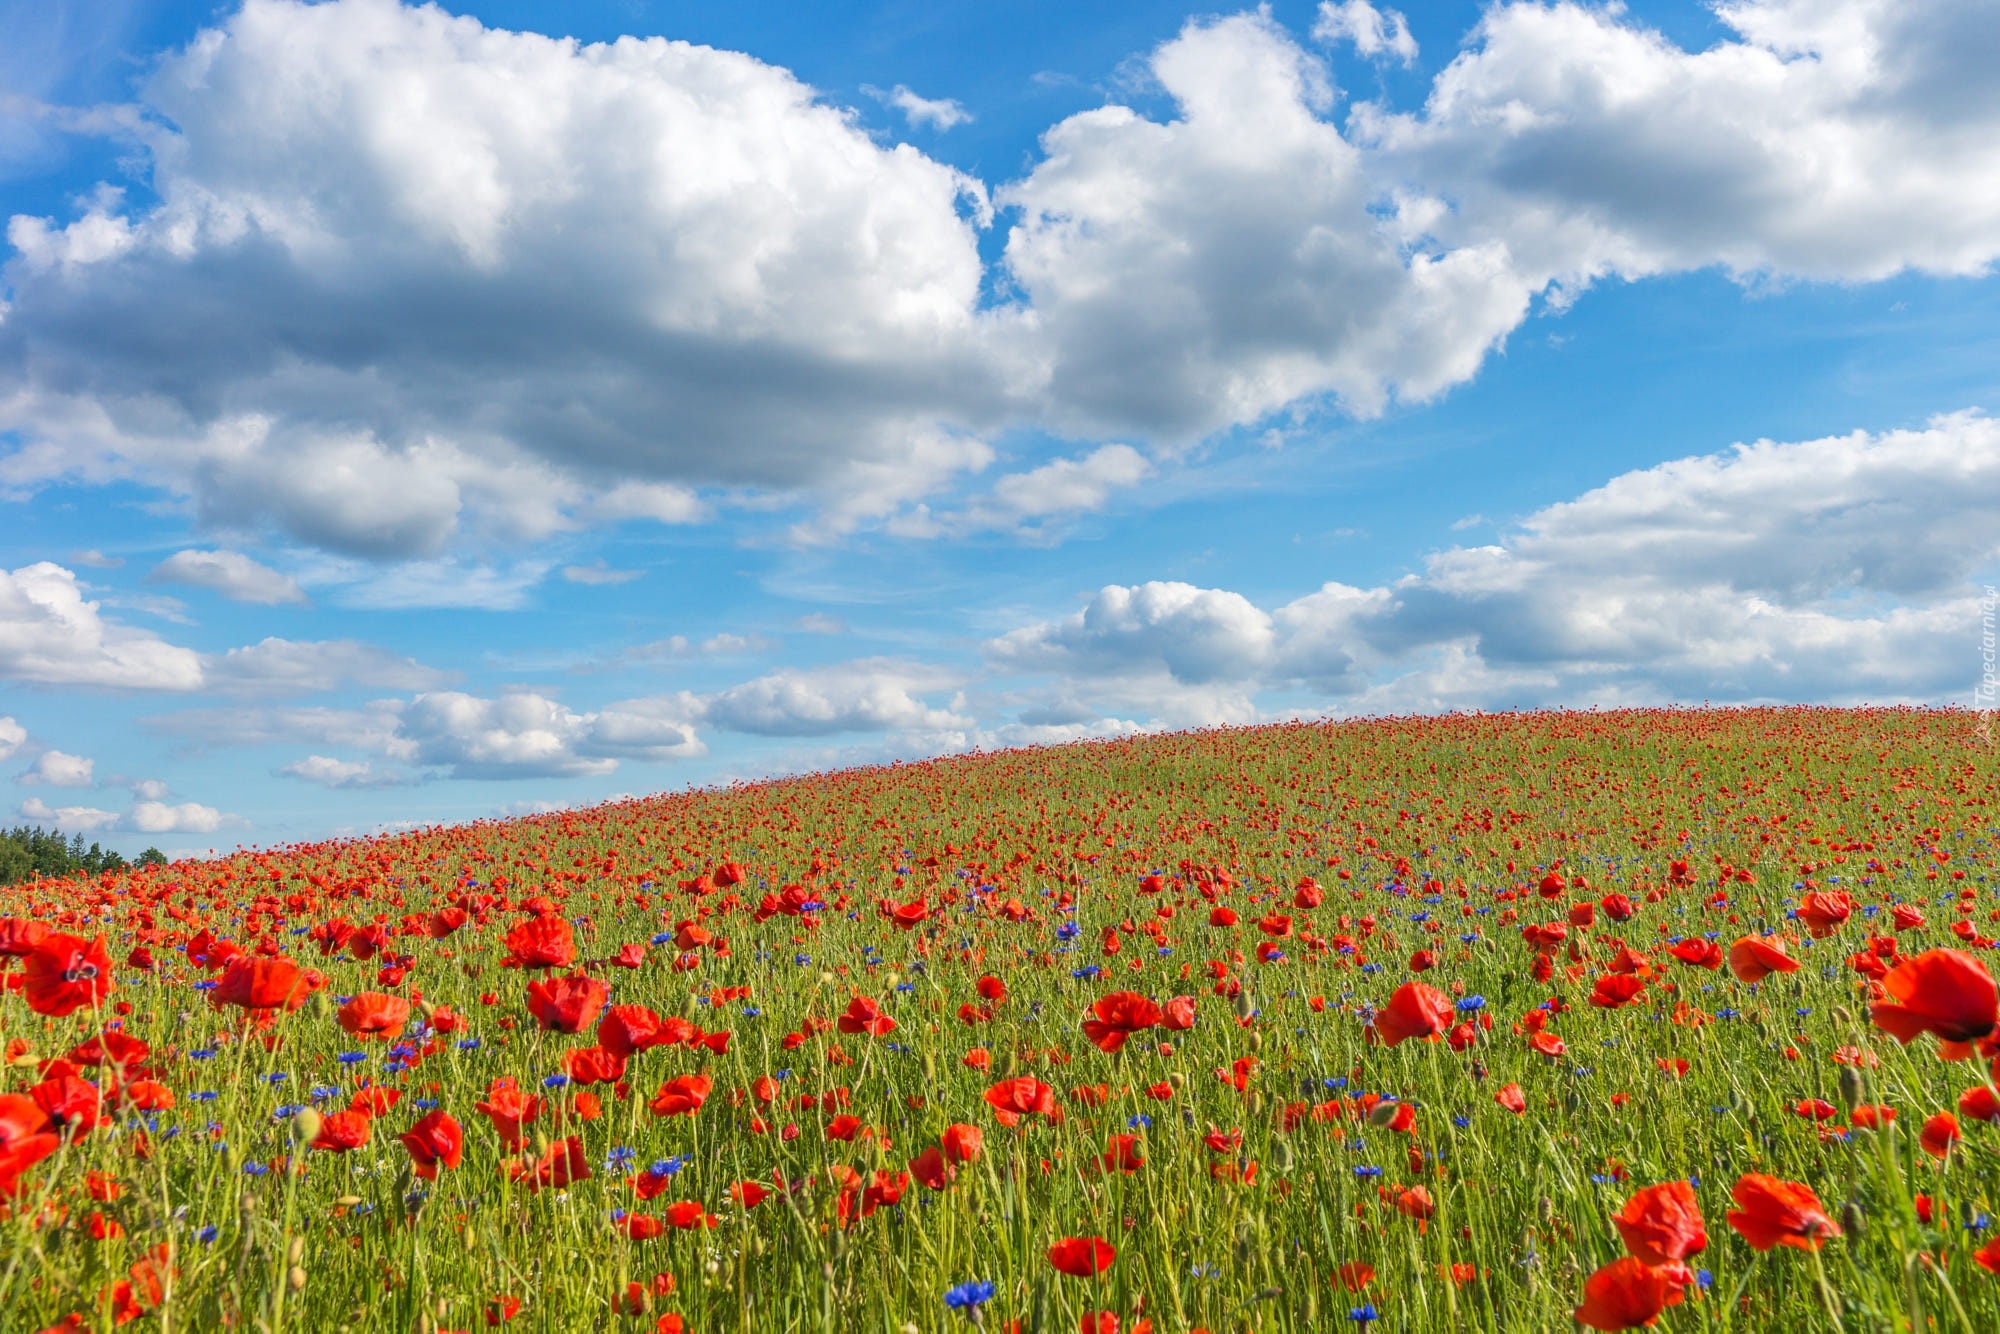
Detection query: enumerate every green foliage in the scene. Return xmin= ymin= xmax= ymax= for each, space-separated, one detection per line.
xmin=0 ymin=824 xmax=149 ymax=885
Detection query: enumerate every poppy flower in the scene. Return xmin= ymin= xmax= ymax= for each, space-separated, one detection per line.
xmin=731 ymin=1181 xmax=770 ymax=1209
xmin=1870 ymin=949 xmax=1999 ymax=1047
xmin=1920 ymin=1112 xmax=1961 ymax=1160
xmin=509 ymin=1136 xmax=590 ymax=1191
xmin=910 ymin=1146 xmax=953 ymax=1190
xmin=0 ymin=1094 xmax=59 ymax=1199
xmin=983 ymin=1077 xmax=1057 ymax=1127
xmin=1727 ymin=937 xmax=1799 ymax=985
xmin=1494 ymin=1083 xmax=1527 ymax=1115
xmin=1958 ymin=1085 xmax=2000 ymax=1123
xmin=1160 ymin=996 xmax=1198 ymax=1031
xmin=1589 ymin=975 xmax=1647 ymax=1009
xmin=1575 ymin=1256 xmax=1675 ymax=1330
xmin=1667 ymin=938 xmax=1723 ymax=970
xmin=1613 ymin=1181 xmax=1707 ymax=1265
xmin=337 ymin=992 xmax=411 ymax=1040
xmin=400 ymin=1110 xmax=463 ymax=1179
xmin=1208 ymin=906 xmax=1239 ymax=928
xmin=475 ymin=1079 xmax=543 ymax=1148
xmin=1334 ymin=1262 xmax=1374 ymax=1292
xmin=664 ymin=1201 xmax=717 ymax=1229
xmin=976 ymin=976 xmax=1008 ymax=1003
xmin=1975 ymin=1236 xmax=2000 ymax=1275
xmin=941 ymin=1123 xmax=984 ymax=1164
xmin=836 ymin=996 xmax=896 ymax=1038
xmin=22 ymin=933 xmax=114 ymax=1017
xmin=312 ymin=1110 xmax=373 ymax=1153
xmin=1047 ymin=1236 xmax=1116 ymax=1277
xmin=1797 ymin=890 xmax=1853 ymax=939
xmin=1527 ymin=1031 xmax=1569 ymax=1059
xmin=525 ymin=974 xmax=610 ymax=1034
xmin=1850 ymin=1105 xmax=1896 ymax=1130
xmin=1725 ymin=1174 xmax=1840 ymax=1251
xmin=1372 ymin=981 xmax=1452 ymax=1047
xmin=0 ymin=917 xmax=52 ymax=957
xmin=1100 ymin=1134 xmax=1144 ymax=1174
xmin=502 ymin=916 xmax=576 ymax=970
xmin=211 ymin=956 xmax=321 ymax=1012
xmin=1081 ymin=991 xmax=1163 ymax=1053
xmin=648 ymin=1074 xmax=714 ymax=1117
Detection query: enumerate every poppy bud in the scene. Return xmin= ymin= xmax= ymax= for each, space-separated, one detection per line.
xmin=310 ymin=992 xmax=334 ymax=1020
xmin=1537 ymin=1197 xmax=1554 ymax=1226
xmin=1837 ymin=1066 xmax=1864 ymax=1111
xmin=1841 ymin=1200 xmax=1866 ymax=1238
xmin=1367 ymin=1101 xmax=1401 ymax=1127
xmin=1249 ymin=1031 xmax=1264 ymax=1052
xmin=287 ymin=1266 xmax=306 ymax=1292
xmin=1233 ymin=990 xmax=1256 ymax=1019
xmin=1833 ymin=1006 xmax=1854 ymax=1026
xmin=286 ymin=1235 xmax=306 ymax=1265
xmin=292 ymin=1109 xmax=324 ymax=1146
xmin=1272 ymin=1138 xmax=1296 ymax=1173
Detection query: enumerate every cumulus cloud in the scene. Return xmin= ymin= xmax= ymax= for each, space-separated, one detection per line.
xmin=0 ymin=0 xmax=1013 ymax=556
xmin=19 ymin=791 xmax=236 ymax=834
xmin=0 ymin=716 xmax=24 ymax=762
xmin=1361 ymin=0 xmax=2000 ymax=286
xmin=0 ymin=562 xmax=205 ymax=690
xmin=148 ymin=549 xmax=307 ymax=604
xmin=561 ymin=561 xmax=643 ymax=585
xmin=700 ymin=659 xmax=972 ymax=736
xmin=868 ymin=84 xmax=973 ymax=130
xmin=203 ymin=638 xmax=454 ymax=696
xmin=19 ymin=796 xmax=120 ymax=831
xmin=1312 ymin=1 xmax=1417 ymax=64
xmin=18 ymin=749 xmax=94 ymax=787
xmin=275 ymin=754 xmax=413 ymax=788
xmin=396 ymin=690 xmax=703 ymax=779
xmin=995 ymin=412 xmax=2000 ymax=712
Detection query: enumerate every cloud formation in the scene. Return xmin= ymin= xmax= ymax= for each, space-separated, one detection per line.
xmin=0 ymin=562 xmax=205 ymax=690
xmin=149 ymin=549 xmax=307 ymax=604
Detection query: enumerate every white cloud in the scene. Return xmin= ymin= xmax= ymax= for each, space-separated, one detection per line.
xmin=204 ymin=637 xmax=454 ymax=696
xmin=1000 ymin=11 xmax=1535 ymax=437
xmin=396 ymin=690 xmax=703 ymax=779
xmin=69 ymin=549 xmax=122 ymax=569
xmin=796 ymin=613 xmax=847 ymax=635
xmin=699 ymin=659 xmax=972 ymax=736
xmin=19 ymin=796 xmax=120 ymax=831
xmin=1312 ymin=1 xmax=1417 ymax=65
xmin=127 ymin=799 xmax=229 ymax=834
xmin=275 ymin=754 xmax=413 ymax=788
xmin=561 ymin=561 xmax=643 ymax=585
xmin=148 ymin=548 xmax=307 ymax=604
xmin=0 ymin=0 xmax=1011 ymax=556
xmin=141 ymin=701 xmax=418 ymax=759
xmin=1361 ymin=0 xmax=2000 ymax=286
xmin=19 ymin=749 xmax=94 ymax=787
xmin=0 ymin=716 xmax=24 ymax=762
xmin=900 ymin=443 xmax=1153 ymax=538
xmin=0 ymin=562 xmax=205 ymax=690
xmin=993 ymin=411 xmax=2000 ymax=712
xmin=869 ymin=84 xmax=973 ymax=131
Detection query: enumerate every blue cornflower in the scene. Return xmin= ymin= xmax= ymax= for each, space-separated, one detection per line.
xmin=196 ymin=1225 xmax=218 ymax=1243
xmin=457 ymin=1038 xmax=481 ymax=1051
xmin=795 ymin=954 xmax=812 ymax=966
xmin=1456 ymin=995 xmax=1487 ymax=1012
xmin=1127 ymin=1113 xmax=1152 ymax=1130
xmin=651 ymin=932 xmax=673 ymax=946
xmin=189 ymin=1049 xmax=218 ymax=1061
xmin=337 ymin=1051 xmax=367 ymax=1065
xmin=943 ymin=1280 xmax=995 ymax=1310
xmin=542 ymin=1074 xmax=570 ymax=1089
xmin=1349 ymin=1304 xmax=1379 ymax=1323
xmin=1354 ymin=1165 xmax=1383 ymax=1178
xmin=605 ymin=1146 xmax=638 ymax=1171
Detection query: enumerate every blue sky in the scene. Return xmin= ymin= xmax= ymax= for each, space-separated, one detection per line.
xmin=2 ymin=0 xmax=1998 ymax=855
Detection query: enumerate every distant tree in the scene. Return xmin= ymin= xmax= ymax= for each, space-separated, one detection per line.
xmin=0 ymin=826 xmax=132 ymax=885
xmin=137 ymin=848 xmax=168 ymax=867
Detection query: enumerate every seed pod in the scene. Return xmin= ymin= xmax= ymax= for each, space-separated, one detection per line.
xmin=1272 ymin=1138 xmax=1296 ymax=1173
xmin=1842 ymin=1200 xmax=1867 ymax=1239
xmin=334 ymin=1195 xmax=363 ymax=1208
xmin=287 ymin=1266 xmax=307 ymax=1292
xmin=1168 ymin=1071 xmax=1187 ymax=1090
xmin=1837 ymin=1066 xmax=1864 ymax=1111
xmin=292 ymin=1109 xmax=324 ymax=1146
xmin=286 ymin=1235 xmax=306 ymax=1265
xmin=1249 ymin=1031 xmax=1264 ymax=1052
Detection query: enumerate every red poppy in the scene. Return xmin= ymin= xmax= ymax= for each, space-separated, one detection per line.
xmin=909 ymin=1146 xmax=953 ymax=1190
xmin=1100 ymin=1134 xmax=1145 ymax=1174
xmin=1920 ymin=1111 xmax=1962 ymax=1159
xmin=1850 ymin=1104 xmax=1897 ymax=1129
xmin=509 ymin=1136 xmax=589 ymax=1190
xmin=983 ymin=1077 xmax=1057 ymax=1127
xmin=337 ymin=992 xmax=412 ymax=1040
xmin=212 ymin=956 xmax=322 ymax=1012
xmin=731 ymin=1181 xmax=770 ymax=1209
xmin=22 ymin=933 xmax=114 ymax=1017
xmin=0 ymin=1094 xmax=59 ymax=1199
xmin=1081 ymin=991 xmax=1163 ymax=1053
xmin=525 ymin=974 xmax=610 ymax=1034
xmin=564 ymin=1045 xmax=627 ymax=1086
xmin=648 ymin=1074 xmax=714 ymax=1117
xmin=1574 ymin=1256 xmax=1675 ymax=1330
xmin=1613 ymin=1181 xmax=1707 ymax=1265
xmin=1372 ymin=981 xmax=1452 ymax=1047
xmin=400 ymin=1110 xmax=463 ymax=1179
xmin=665 ymin=1200 xmax=718 ymax=1229
xmin=1589 ymin=975 xmax=1647 ymax=1009
xmin=1871 ymin=949 xmax=1999 ymax=1047
xmin=941 ymin=1123 xmax=984 ymax=1164
xmin=0 ymin=917 xmax=51 ymax=957
xmin=1667 ymin=938 xmax=1723 ymax=970
xmin=1160 ymin=996 xmax=1198 ymax=1031
xmin=1726 ymin=936 xmax=1799 ymax=985
xmin=1725 ymin=1174 xmax=1840 ymax=1251
xmin=836 ymin=996 xmax=896 ymax=1038
xmin=591 ymin=1005 xmax=661 ymax=1058
xmin=1047 ymin=1236 xmax=1116 ymax=1277
xmin=976 ymin=976 xmax=1008 ymax=1002
xmin=502 ymin=915 xmax=576 ymax=970
xmin=1494 ymin=1083 xmax=1527 ymax=1115
xmin=312 ymin=1109 xmax=373 ymax=1153
xmin=475 ymin=1079 xmax=543 ymax=1148
xmin=1959 ymin=1085 xmax=2000 ymax=1123
xmin=1798 ymin=890 xmax=1853 ymax=939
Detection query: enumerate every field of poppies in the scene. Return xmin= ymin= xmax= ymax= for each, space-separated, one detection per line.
xmin=2 ymin=706 xmax=1998 ymax=1332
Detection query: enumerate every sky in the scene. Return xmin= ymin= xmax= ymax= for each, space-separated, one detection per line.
xmin=1 ymin=0 xmax=1998 ymax=857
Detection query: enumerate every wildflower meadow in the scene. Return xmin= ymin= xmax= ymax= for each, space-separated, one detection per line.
xmin=3 ymin=706 xmax=1999 ymax=1333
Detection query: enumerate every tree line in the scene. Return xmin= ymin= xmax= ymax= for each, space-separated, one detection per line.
xmin=0 ymin=826 xmax=167 ymax=886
